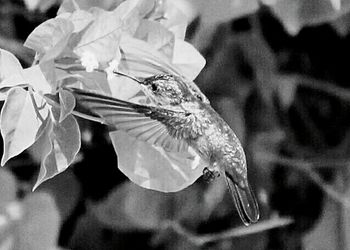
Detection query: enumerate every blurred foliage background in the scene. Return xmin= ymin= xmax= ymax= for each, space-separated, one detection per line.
xmin=2 ymin=0 xmax=350 ymax=249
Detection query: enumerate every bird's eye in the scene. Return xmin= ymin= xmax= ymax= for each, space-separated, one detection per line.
xmin=196 ymin=94 xmax=203 ymax=101
xmin=151 ymin=83 xmax=158 ymax=91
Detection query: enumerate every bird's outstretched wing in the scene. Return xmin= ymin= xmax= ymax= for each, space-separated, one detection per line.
xmin=70 ymin=88 xmax=205 ymax=152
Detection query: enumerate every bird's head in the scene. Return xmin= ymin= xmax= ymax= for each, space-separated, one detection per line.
xmin=141 ymin=74 xmax=189 ymax=105
xmin=113 ymin=71 xmax=207 ymax=105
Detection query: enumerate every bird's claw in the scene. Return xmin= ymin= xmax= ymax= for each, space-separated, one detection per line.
xmin=203 ymin=167 xmax=220 ymax=182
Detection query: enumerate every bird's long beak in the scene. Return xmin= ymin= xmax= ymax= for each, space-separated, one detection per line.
xmin=113 ymin=71 xmax=143 ymax=84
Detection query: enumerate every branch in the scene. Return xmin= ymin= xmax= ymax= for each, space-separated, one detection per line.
xmin=155 ymin=216 xmax=293 ymax=246
xmin=280 ymin=74 xmax=350 ymax=102
xmin=256 ymin=151 xmax=350 ymax=208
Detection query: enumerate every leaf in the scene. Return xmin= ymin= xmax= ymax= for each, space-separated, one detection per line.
xmin=39 ymin=60 xmax=58 ymax=89
xmin=23 ymin=65 xmax=52 ymax=94
xmin=24 ymin=18 xmax=74 ymax=62
xmin=109 ymin=131 xmax=204 ymax=192
xmin=0 ymin=55 xmax=53 ymax=99
xmin=0 ymin=49 xmax=23 ymax=83
xmin=73 ymin=7 xmax=123 ymax=63
xmin=50 ymin=114 xmax=81 ymax=168
xmin=0 ymin=62 xmax=54 ymax=101
xmin=0 ymin=49 xmax=26 ymax=100
xmin=13 ymin=192 xmax=60 ymax=250
xmin=33 ymin=112 xmax=81 ymax=190
xmin=31 ymin=119 xmax=53 ymax=190
xmin=0 ymin=88 xmax=50 ymax=166
xmin=58 ymin=89 xmax=76 ymax=122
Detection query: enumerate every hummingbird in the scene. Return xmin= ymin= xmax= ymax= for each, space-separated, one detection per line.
xmin=69 ymin=74 xmax=260 ymax=225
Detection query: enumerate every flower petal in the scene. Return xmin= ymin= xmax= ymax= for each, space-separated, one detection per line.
xmin=119 ymin=36 xmax=205 ymax=80
xmin=110 ymin=130 xmax=204 ymax=192
xmin=171 ymin=39 xmax=206 ymax=80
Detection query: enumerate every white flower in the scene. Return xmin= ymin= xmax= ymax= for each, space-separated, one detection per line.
xmin=80 ymin=51 xmax=99 ymax=72
xmin=105 ymin=50 xmax=122 ymax=80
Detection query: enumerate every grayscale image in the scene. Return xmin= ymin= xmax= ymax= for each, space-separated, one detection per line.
xmin=0 ymin=0 xmax=348 ymax=249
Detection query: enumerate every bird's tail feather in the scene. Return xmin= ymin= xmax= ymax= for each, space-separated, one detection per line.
xmin=225 ymin=174 xmax=259 ymax=226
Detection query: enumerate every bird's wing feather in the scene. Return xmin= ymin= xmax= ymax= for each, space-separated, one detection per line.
xmin=70 ymin=88 xmax=203 ymax=153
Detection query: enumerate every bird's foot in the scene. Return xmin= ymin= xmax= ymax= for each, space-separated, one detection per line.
xmin=203 ymin=167 xmax=220 ymax=182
